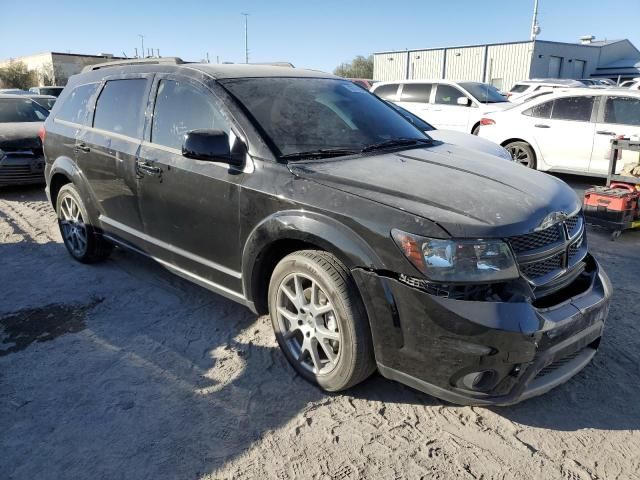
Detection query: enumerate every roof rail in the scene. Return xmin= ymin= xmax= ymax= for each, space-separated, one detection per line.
xmin=81 ymin=57 xmax=185 ymax=73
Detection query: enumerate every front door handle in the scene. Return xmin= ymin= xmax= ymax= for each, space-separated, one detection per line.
xmin=596 ymin=130 xmax=616 ymax=136
xmin=74 ymin=143 xmax=90 ymax=153
xmin=534 ymin=124 xmax=551 ymax=128
xmin=136 ymin=160 xmax=162 ymax=176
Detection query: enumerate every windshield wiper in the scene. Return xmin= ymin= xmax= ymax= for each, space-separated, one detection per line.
xmin=280 ymin=148 xmax=359 ymax=161
xmin=361 ymin=137 xmax=432 ymax=153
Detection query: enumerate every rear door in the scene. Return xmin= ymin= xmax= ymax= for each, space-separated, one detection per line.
xmin=430 ymin=83 xmax=472 ymax=131
xmin=590 ymin=95 xmax=640 ymax=174
xmin=527 ymin=95 xmax=596 ymax=172
xmin=76 ymin=75 xmax=152 ymax=241
xmin=136 ymin=74 xmax=244 ymax=294
xmin=395 ymin=83 xmax=433 ymax=123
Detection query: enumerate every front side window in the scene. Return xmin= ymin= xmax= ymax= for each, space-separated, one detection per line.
xmin=551 ymin=96 xmax=594 ymax=122
xmin=372 ymin=84 xmax=399 ymax=100
xmin=93 ymin=79 xmax=147 ymax=138
xmin=523 ymin=100 xmax=553 ymax=118
xmin=604 ymin=96 xmax=640 ymax=126
xmin=434 ymin=85 xmax=465 ymax=105
xmin=55 ymin=83 xmax=98 ymax=124
xmin=400 ymin=83 xmax=432 ymax=103
xmin=151 ymin=79 xmax=229 ymax=150
xmin=0 ymin=99 xmax=49 ymax=123
xmin=221 ymin=77 xmax=428 ymax=157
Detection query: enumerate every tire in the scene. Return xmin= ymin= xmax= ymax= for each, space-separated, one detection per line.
xmin=56 ymin=183 xmax=112 ymax=263
xmin=268 ymin=250 xmax=375 ymax=391
xmin=471 ymin=124 xmax=480 ymax=136
xmin=504 ymin=141 xmax=537 ymax=169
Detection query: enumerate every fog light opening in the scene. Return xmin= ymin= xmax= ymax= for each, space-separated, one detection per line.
xmin=458 ymin=370 xmax=497 ymax=392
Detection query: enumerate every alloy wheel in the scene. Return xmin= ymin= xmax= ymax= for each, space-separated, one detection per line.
xmin=507 ymin=144 xmax=533 ymax=168
xmin=275 ymin=273 xmax=341 ymax=375
xmin=59 ymin=195 xmax=88 ymax=257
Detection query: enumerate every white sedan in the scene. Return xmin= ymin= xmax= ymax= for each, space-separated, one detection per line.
xmin=477 ymin=88 xmax=640 ymax=176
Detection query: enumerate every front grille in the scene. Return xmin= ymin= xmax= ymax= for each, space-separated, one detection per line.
xmin=0 ymin=164 xmax=44 ymax=184
xmin=535 ymin=348 xmax=586 ymax=379
xmin=507 ymin=212 xmax=586 ymax=284
xmin=509 ymin=225 xmax=562 ymax=254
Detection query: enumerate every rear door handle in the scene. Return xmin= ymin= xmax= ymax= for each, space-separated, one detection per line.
xmin=596 ymin=130 xmax=616 ymax=136
xmin=534 ymin=124 xmax=550 ymax=128
xmin=74 ymin=143 xmax=90 ymax=153
xmin=136 ymin=160 xmax=161 ymax=175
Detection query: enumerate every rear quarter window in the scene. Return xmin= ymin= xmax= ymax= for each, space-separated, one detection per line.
xmin=55 ymin=83 xmax=99 ymax=124
xmin=93 ymin=79 xmax=148 ymax=138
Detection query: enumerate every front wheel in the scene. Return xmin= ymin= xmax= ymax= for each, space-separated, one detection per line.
xmin=268 ymin=250 xmax=375 ymax=391
xmin=504 ymin=141 xmax=536 ymax=169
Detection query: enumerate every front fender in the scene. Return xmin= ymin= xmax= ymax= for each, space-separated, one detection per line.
xmin=241 ymin=210 xmax=384 ymax=303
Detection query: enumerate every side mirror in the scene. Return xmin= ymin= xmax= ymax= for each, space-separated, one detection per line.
xmin=182 ymin=129 xmax=242 ymax=166
xmin=457 ymin=96 xmax=471 ymax=106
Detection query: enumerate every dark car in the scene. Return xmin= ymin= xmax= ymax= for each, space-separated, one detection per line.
xmin=0 ymin=95 xmax=49 ymax=187
xmin=42 ymin=59 xmax=611 ymax=405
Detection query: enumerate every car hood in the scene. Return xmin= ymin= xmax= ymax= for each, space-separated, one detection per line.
xmin=478 ymin=102 xmax=513 ymax=114
xmin=0 ymin=122 xmax=42 ymax=151
xmin=288 ymin=144 xmax=580 ymax=238
xmin=428 ymin=129 xmax=511 ymax=160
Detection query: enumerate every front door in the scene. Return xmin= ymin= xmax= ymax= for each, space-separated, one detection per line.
xmin=76 ymin=76 xmax=153 ymax=237
xmin=531 ymin=95 xmax=596 ymax=172
xmin=395 ymin=83 xmax=433 ymax=124
xmin=590 ymin=95 xmax=640 ymax=174
xmin=430 ymin=84 xmax=472 ymax=131
xmin=137 ymin=75 xmax=244 ymax=295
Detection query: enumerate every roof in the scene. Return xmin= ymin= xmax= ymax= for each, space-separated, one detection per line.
xmin=185 ymin=63 xmax=338 ymax=79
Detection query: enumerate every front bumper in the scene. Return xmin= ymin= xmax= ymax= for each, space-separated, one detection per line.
xmin=0 ymin=154 xmax=45 ymax=187
xmin=353 ymin=255 xmax=612 ymax=406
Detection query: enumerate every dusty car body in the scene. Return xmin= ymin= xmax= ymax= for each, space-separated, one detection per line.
xmin=43 ymin=62 xmax=611 ymax=405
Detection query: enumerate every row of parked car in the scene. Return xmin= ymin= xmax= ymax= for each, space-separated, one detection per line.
xmin=370 ymin=77 xmax=640 ymax=177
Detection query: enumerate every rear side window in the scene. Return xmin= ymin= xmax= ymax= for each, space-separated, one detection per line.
xmin=151 ymin=79 xmax=229 ymax=150
xmin=93 ymin=79 xmax=147 ymax=138
xmin=373 ymin=84 xmax=399 ymax=100
xmin=510 ymin=84 xmax=529 ymax=93
xmin=55 ymin=83 xmax=98 ymax=124
xmin=400 ymin=83 xmax=432 ymax=103
xmin=434 ymin=85 xmax=464 ymax=105
xmin=523 ymin=100 xmax=553 ymax=118
xmin=603 ymin=96 xmax=640 ymax=126
xmin=551 ymin=96 xmax=594 ymax=122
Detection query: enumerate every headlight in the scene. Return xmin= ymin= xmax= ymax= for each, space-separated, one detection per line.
xmin=391 ymin=229 xmax=519 ymax=283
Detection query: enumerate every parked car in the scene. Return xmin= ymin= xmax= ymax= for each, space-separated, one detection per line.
xmin=43 ymin=60 xmax=611 ymax=405
xmin=618 ymin=79 xmax=640 ymax=88
xmin=371 ymin=80 xmax=511 ymax=134
xmin=386 ymin=101 xmax=513 ymax=160
xmin=29 ymin=86 xmax=65 ymax=97
xmin=508 ymin=79 xmax=585 ymax=102
xmin=0 ymin=89 xmax=30 ymax=95
xmin=26 ymin=94 xmax=57 ymax=110
xmin=0 ymin=95 xmax=49 ymax=187
xmin=478 ymin=88 xmax=640 ymax=175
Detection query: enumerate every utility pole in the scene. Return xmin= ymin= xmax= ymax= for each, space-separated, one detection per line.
xmin=138 ymin=34 xmax=145 ymax=58
xmin=241 ymin=13 xmax=249 ymax=63
xmin=530 ymin=0 xmax=541 ymax=41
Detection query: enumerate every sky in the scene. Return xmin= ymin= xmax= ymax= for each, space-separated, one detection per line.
xmin=1 ymin=0 xmax=639 ymax=73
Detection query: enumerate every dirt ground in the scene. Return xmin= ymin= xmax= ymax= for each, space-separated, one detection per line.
xmin=1 ymin=180 xmax=639 ymax=480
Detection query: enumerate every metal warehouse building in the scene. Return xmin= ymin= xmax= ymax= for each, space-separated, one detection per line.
xmin=373 ymin=37 xmax=640 ymax=90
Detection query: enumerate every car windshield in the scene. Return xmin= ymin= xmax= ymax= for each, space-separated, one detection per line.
xmin=459 ymin=82 xmax=508 ymax=103
xmin=0 ymin=98 xmax=49 ymax=123
xmin=220 ymin=77 xmax=430 ymax=158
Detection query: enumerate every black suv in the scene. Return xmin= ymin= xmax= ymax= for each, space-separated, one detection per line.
xmin=43 ymin=58 xmax=612 ymax=405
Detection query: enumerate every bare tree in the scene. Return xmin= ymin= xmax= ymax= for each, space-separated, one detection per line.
xmin=0 ymin=61 xmax=35 ymax=89
xmin=333 ymin=55 xmax=374 ymax=79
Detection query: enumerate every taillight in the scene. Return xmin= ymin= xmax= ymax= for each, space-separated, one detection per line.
xmin=506 ymin=92 xmax=513 ymax=98
xmin=38 ymin=126 xmax=46 ymax=145
xmin=480 ymin=118 xmax=495 ymax=126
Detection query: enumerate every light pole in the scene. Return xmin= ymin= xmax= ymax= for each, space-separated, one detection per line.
xmin=530 ymin=0 xmax=541 ymax=41
xmin=241 ymin=13 xmax=249 ymax=63
xmin=138 ymin=34 xmax=145 ymax=58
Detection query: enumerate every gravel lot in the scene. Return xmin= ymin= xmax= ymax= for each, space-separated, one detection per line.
xmin=1 ymin=180 xmax=639 ymax=480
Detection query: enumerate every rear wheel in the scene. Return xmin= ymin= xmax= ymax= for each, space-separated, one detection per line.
xmin=56 ymin=184 xmax=112 ymax=263
xmin=505 ymin=141 xmax=536 ymax=169
xmin=268 ymin=250 xmax=375 ymax=391
xmin=471 ymin=124 xmax=480 ymax=136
